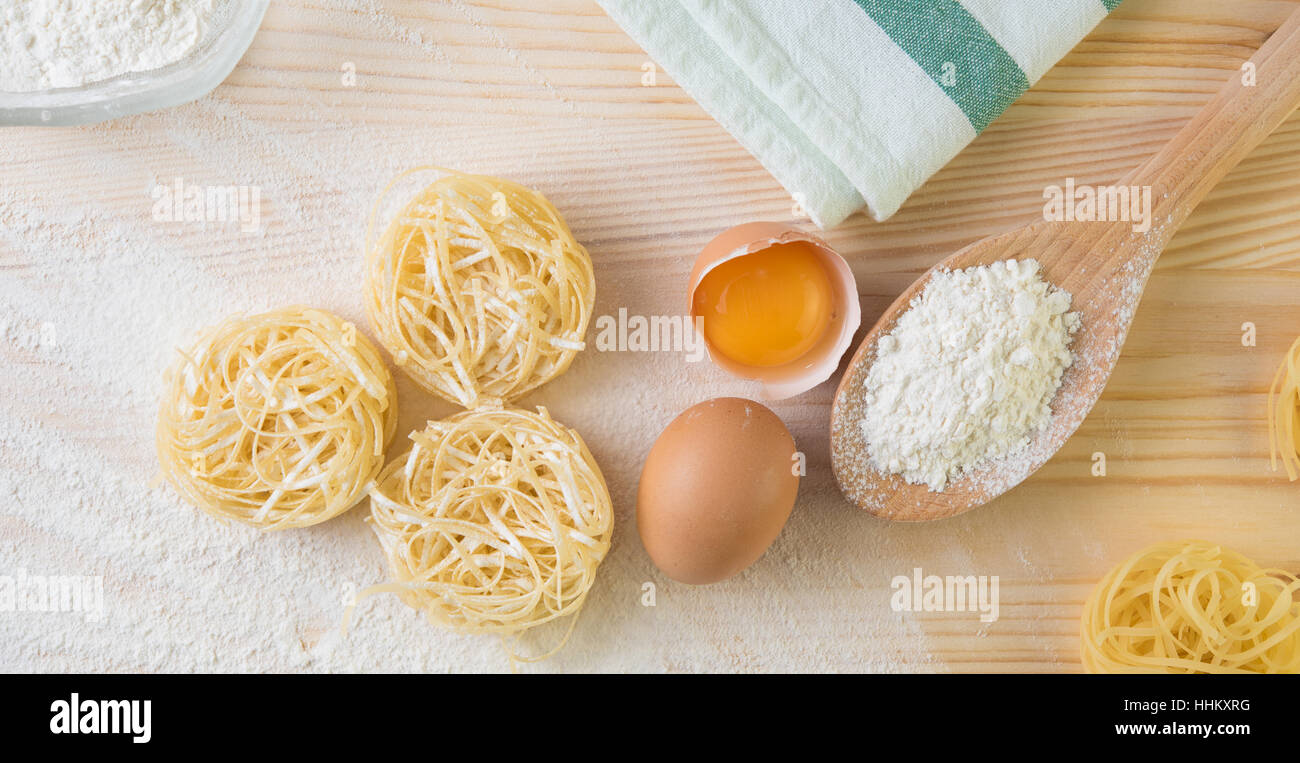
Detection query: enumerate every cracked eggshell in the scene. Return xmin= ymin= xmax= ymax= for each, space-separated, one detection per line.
xmin=688 ymin=222 xmax=861 ymax=400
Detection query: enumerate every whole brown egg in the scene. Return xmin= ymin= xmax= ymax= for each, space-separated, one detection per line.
xmin=636 ymin=397 xmax=800 ymax=584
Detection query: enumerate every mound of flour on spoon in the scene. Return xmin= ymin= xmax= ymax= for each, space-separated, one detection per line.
xmin=861 ymin=259 xmax=1080 ymax=491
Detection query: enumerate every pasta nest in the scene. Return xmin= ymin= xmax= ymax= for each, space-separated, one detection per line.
xmin=365 ymin=168 xmax=595 ymax=409
xmin=1082 ymin=540 xmax=1300 ymax=674
xmin=156 ymin=306 xmax=398 ymax=530
xmin=367 ymin=406 xmax=614 ymax=635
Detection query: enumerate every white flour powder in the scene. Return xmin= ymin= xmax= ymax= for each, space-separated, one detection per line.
xmin=861 ymin=259 xmax=1080 ymax=491
xmin=0 ymin=0 xmax=217 ymax=93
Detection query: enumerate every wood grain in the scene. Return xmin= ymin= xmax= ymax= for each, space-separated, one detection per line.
xmin=2 ymin=0 xmax=1299 ymax=673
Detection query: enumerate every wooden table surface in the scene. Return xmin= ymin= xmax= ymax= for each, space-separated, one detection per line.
xmin=3 ymin=0 xmax=1299 ymax=673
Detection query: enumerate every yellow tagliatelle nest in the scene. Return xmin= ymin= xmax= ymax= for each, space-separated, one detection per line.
xmin=363 ymin=406 xmax=613 ymax=649
xmin=1082 ymin=540 xmax=1300 ymax=674
xmin=364 ymin=168 xmax=595 ymax=409
xmin=156 ymin=306 xmax=398 ymax=530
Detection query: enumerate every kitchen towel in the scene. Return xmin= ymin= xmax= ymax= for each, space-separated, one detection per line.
xmin=597 ymin=0 xmax=1121 ymax=228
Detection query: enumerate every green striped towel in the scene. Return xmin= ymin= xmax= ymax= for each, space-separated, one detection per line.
xmin=598 ymin=0 xmax=1120 ymax=228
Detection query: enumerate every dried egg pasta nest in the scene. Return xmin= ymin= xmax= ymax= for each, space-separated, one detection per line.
xmin=363 ymin=406 xmax=613 ymax=647
xmin=1082 ymin=540 xmax=1300 ymax=674
xmin=156 ymin=306 xmax=398 ymax=530
xmin=364 ymin=168 xmax=595 ymax=409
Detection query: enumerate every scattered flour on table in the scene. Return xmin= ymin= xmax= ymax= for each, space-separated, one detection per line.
xmin=0 ymin=0 xmax=217 ymax=92
xmin=861 ymin=259 xmax=1080 ymax=491
xmin=0 ymin=2 xmax=937 ymax=672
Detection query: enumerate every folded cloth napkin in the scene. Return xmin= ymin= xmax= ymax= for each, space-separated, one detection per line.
xmin=598 ymin=0 xmax=1120 ymax=228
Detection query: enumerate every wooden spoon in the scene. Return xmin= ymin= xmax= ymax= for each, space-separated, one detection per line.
xmin=831 ymin=8 xmax=1300 ymax=522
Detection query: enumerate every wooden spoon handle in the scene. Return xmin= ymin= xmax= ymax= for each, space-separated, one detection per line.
xmin=1129 ymin=8 xmax=1300 ymax=246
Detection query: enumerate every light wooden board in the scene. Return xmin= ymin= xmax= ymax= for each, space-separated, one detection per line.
xmin=2 ymin=0 xmax=1299 ymax=673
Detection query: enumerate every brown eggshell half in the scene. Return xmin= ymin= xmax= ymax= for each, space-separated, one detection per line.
xmin=636 ymin=397 xmax=799 ymax=585
xmin=688 ymin=222 xmax=861 ymax=400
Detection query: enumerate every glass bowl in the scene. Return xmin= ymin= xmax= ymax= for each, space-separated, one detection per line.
xmin=0 ymin=0 xmax=270 ymax=127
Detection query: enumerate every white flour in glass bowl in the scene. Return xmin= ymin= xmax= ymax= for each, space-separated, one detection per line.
xmin=1 ymin=0 xmax=219 ymax=93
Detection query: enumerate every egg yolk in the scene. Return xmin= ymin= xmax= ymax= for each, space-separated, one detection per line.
xmin=692 ymin=241 xmax=834 ymax=368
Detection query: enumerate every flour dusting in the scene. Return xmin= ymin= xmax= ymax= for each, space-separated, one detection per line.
xmin=0 ymin=1 xmax=952 ymax=674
